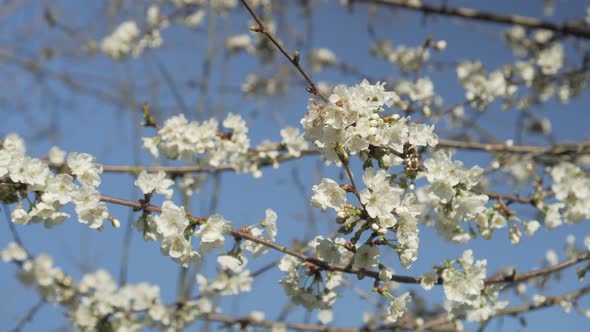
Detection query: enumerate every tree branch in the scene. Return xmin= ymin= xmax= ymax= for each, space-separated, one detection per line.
xmin=84 ymin=138 xmax=590 ymax=175
xmin=99 ymin=194 xmax=590 ymax=286
xmin=436 ymin=139 xmax=590 ymax=155
xmin=494 ymin=283 xmax=590 ymax=316
xmin=359 ymin=0 xmax=590 ymax=39
xmin=239 ymin=0 xmax=328 ymax=101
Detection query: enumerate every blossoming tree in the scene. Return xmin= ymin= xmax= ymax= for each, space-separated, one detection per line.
xmin=2 ymin=0 xmax=590 ymax=331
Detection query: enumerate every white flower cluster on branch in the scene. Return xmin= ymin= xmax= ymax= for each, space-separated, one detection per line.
xmin=1 ymin=243 xmax=218 ymax=331
xmin=142 ymin=113 xmax=308 ymax=178
xmin=1 ymin=134 xmax=109 ymax=230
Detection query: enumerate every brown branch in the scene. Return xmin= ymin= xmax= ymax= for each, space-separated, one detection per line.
xmin=484 ymin=253 xmax=590 ymax=285
xmin=200 ymin=312 xmax=458 ymax=332
xmin=436 ymin=139 xmax=590 ymax=155
xmin=360 ymin=0 xmax=590 ymax=40
xmin=99 ymin=194 xmax=590 ymax=287
xmin=87 ymin=138 xmax=590 ymax=175
xmin=47 ymin=148 xmax=320 ymax=175
xmin=239 ymin=0 xmax=328 ymax=101
xmin=200 ymin=312 xmax=358 ymax=332
xmin=495 ymin=283 xmax=590 ymax=317
xmin=483 ymin=192 xmax=539 ymax=206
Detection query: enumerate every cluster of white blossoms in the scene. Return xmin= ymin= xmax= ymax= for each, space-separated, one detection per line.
xmin=302 ymin=79 xmax=437 ymax=162
xmin=225 ymin=34 xmax=253 ymax=54
xmin=419 ymin=150 xmax=489 ymax=243
xmin=0 ymin=134 xmax=109 ymax=230
xmin=370 ymin=40 xmax=430 ymax=74
xmin=280 ymin=127 xmax=309 ymax=157
xmin=100 ymin=21 xmax=141 ymax=59
xmin=394 ymin=77 xmax=438 ymax=112
xmin=278 ymin=234 xmax=412 ymax=324
xmin=369 ymin=40 xmax=442 ymax=113
xmin=441 ymin=250 xmax=486 ymax=305
xmin=384 ymin=292 xmax=412 ymax=324
xmin=388 ymin=45 xmax=430 ymax=73
xmin=308 ymin=48 xmax=338 ymax=72
xmin=134 ymin=170 xmax=175 ymax=199
xmin=545 ymin=162 xmax=590 ymax=226
xmin=241 ymin=73 xmax=285 ymax=98
xmin=537 ymin=43 xmax=565 ymax=75
xmin=2 ymin=246 xmax=77 ymax=305
xmin=147 ymin=113 xmax=250 ymax=167
xmin=1 ymin=243 xmax=216 ymax=331
xmin=100 ymin=2 xmax=216 ymax=60
xmin=503 ymin=158 xmax=536 ymax=184
xmin=504 ymin=27 xmax=565 ymax=75
xmin=501 ymin=26 xmax=586 ymax=105
xmin=310 ymin=169 xmax=423 ymax=268
xmin=177 ymin=172 xmax=208 ymax=196
xmin=143 ymin=113 xmax=307 ymax=177
xmin=304 ymin=80 xmax=440 ymax=270
xmin=437 ymin=250 xmax=508 ymax=322
xmin=100 ymin=5 xmax=166 ymax=61
xmin=192 ymin=209 xmax=268 ymax=296
xmin=196 ymin=267 xmax=253 ymax=297
xmin=240 ymin=208 xmax=278 ymax=257
xmin=457 ymin=61 xmax=518 ymax=109
xmin=134 ymin=176 xmax=275 ymax=268
xmin=135 ymin=199 xmax=232 ymax=267
xmin=277 ymin=248 xmax=344 ymax=324
xmin=313 ymin=236 xmax=354 ymax=265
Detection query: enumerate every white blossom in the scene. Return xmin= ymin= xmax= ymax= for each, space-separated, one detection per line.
xmin=537 ymin=43 xmax=564 ymax=75
xmin=161 ymin=234 xmax=197 ymax=267
xmin=388 ymin=45 xmax=429 ymax=73
xmin=311 ymin=178 xmax=347 ymax=211
xmin=48 ymin=146 xmax=66 ymax=164
xmin=155 ymin=201 xmax=189 ymax=238
xmin=353 ymin=245 xmax=379 ymax=269
xmin=42 ymin=174 xmax=76 ymax=205
xmin=225 ymin=34 xmax=252 ymax=54
xmin=316 ymin=237 xmax=351 ymax=264
xmin=101 ymin=21 xmax=140 ymax=59
xmin=134 ymin=170 xmax=175 ymax=198
xmin=442 ymin=250 xmax=486 ymax=306
xmin=457 ymin=61 xmax=516 ymax=108
xmin=1 ymin=242 xmax=27 ymax=262
xmin=308 ymin=48 xmax=337 ymax=72
xmin=11 ymin=205 xmax=30 ymax=224
xmin=9 ymin=157 xmax=50 ymax=191
xmin=420 ymin=272 xmax=437 ymax=290
xmin=545 ymin=249 xmax=559 ymax=266
xmin=195 ymin=214 xmax=231 ymax=253
xmin=67 ymin=152 xmax=103 ymax=187
xmin=73 ymin=187 xmax=108 ymax=229
xmin=384 ymin=292 xmax=411 ymax=323
xmin=218 ymin=255 xmax=247 ymax=272
xmin=280 ymin=127 xmax=308 ymax=157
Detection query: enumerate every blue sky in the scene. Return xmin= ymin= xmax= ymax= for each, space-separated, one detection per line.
xmin=2 ymin=1 xmax=590 ymax=331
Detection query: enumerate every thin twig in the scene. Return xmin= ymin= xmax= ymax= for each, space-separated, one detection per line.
xmin=11 ymin=299 xmax=45 ymax=332
xmin=239 ymin=0 xmax=328 ymax=101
